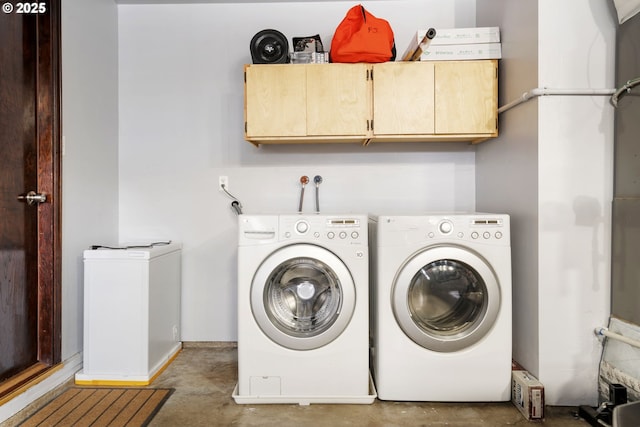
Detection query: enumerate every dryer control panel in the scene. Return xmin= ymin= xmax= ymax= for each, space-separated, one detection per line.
xmin=375 ymin=213 xmax=510 ymax=247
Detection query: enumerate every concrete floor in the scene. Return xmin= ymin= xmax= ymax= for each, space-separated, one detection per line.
xmin=2 ymin=343 xmax=592 ymax=426
xmin=145 ymin=343 xmax=590 ymax=426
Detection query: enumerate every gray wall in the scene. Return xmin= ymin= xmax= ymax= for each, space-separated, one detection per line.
xmin=612 ymin=11 xmax=640 ymax=326
xmin=476 ymin=0 xmax=615 ymax=405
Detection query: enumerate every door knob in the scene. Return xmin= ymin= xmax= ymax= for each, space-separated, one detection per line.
xmin=17 ymin=191 xmax=47 ymax=206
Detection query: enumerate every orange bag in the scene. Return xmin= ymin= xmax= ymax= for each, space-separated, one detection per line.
xmin=329 ymin=4 xmax=396 ymax=63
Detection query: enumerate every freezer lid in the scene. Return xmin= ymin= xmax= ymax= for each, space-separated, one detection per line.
xmin=83 ymin=241 xmax=181 ymax=260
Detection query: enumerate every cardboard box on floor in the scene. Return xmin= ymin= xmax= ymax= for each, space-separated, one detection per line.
xmin=512 ymin=369 xmax=545 ymax=420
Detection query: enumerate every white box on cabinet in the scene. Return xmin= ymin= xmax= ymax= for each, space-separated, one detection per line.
xmin=420 ymin=43 xmax=502 ymax=61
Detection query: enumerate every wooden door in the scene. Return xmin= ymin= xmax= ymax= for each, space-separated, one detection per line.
xmin=306 ymin=63 xmax=370 ymax=137
xmin=0 ymin=2 xmax=61 ymax=397
xmin=434 ymin=60 xmax=498 ymax=135
xmin=373 ymin=62 xmax=435 ymax=136
xmin=244 ymin=64 xmax=307 ymax=138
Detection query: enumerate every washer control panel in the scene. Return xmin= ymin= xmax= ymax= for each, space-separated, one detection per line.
xmin=431 ymin=216 xmax=507 ymax=243
xmin=280 ymin=215 xmax=367 ymax=245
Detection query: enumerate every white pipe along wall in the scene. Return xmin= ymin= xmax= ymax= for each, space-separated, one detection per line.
xmin=498 ymin=88 xmax=617 ymax=114
xmin=596 ymin=327 xmax=640 ymax=349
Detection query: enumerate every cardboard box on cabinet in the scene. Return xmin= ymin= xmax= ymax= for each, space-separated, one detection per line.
xmin=403 ymin=27 xmax=502 ymax=61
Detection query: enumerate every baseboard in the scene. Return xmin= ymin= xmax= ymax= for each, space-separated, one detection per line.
xmin=182 ymin=341 xmax=238 ymax=349
xmin=0 ymin=352 xmax=82 ymax=425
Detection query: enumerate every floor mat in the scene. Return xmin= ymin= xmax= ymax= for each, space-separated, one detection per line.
xmin=19 ymin=387 xmax=174 ymax=427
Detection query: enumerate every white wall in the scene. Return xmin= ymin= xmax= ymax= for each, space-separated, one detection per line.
xmin=117 ymin=0 xmax=478 ymax=342
xmin=0 ymin=0 xmax=620 ymax=423
xmin=537 ymin=0 xmax=615 ymax=405
xmin=0 ymin=0 xmax=120 ymax=422
xmin=477 ymin=0 xmax=615 ymax=406
xmin=475 ymin=0 xmax=540 ymax=382
xmin=61 ymin=0 xmax=120 ymax=362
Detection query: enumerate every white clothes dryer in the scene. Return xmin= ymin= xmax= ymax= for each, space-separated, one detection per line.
xmin=233 ymin=214 xmax=374 ymax=405
xmin=370 ymin=213 xmax=512 ymax=402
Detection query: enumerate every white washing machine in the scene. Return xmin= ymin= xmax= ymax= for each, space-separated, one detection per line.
xmin=370 ymin=213 xmax=512 ymax=402
xmin=233 ymin=214 xmax=374 ymax=405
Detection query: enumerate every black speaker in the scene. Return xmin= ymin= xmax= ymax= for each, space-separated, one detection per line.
xmin=250 ymin=29 xmax=289 ymax=64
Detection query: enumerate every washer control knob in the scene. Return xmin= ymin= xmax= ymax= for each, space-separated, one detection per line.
xmin=351 ymin=231 xmax=359 ymax=239
xmin=438 ymin=220 xmax=453 ymax=234
xmin=295 ymin=220 xmax=309 ymax=234
xmin=285 ymin=232 xmax=291 ymax=238
xmin=339 ymin=231 xmax=347 ymax=239
xmin=314 ymin=232 xmax=320 ymax=238
xmin=471 ymin=231 xmax=479 ymax=239
xmin=483 ymin=231 xmax=491 ymax=239
xmin=495 ymin=231 xmax=503 ymax=239
xmin=327 ymin=231 xmax=335 ymax=239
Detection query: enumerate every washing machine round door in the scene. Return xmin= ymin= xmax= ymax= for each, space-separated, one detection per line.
xmin=251 ymin=244 xmax=356 ymax=351
xmin=392 ymin=244 xmax=500 ymax=352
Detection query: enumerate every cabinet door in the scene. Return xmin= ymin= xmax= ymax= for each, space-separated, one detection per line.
xmin=245 ymin=64 xmax=306 ymax=138
xmin=306 ymin=63 xmax=370 ymax=137
xmin=372 ymin=62 xmax=435 ymax=135
xmin=434 ymin=60 xmax=498 ymax=135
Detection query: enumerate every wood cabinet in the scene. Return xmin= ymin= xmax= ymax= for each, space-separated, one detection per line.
xmin=244 ymin=63 xmax=370 ymax=143
xmin=244 ymin=60 xmax=497 ymax=146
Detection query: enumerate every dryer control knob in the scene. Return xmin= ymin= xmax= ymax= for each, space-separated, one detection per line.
xmin=438 ymin=220 xmax=453 ymax=234
xmin=295 ymin=220 xmax=309 ymax=234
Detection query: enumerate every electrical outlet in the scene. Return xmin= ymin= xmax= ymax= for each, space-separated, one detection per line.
xmin=219 ymin=176 xmax=228 ymax=191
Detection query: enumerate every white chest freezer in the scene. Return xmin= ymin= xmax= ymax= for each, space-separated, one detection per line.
xmin=75 ymin=242 xmax=182 ymax=386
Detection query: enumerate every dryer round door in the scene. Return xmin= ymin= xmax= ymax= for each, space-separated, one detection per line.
xmin=251 ymin=244 xmax=356 ymax=351
xmin=392 ymin=244 xmax=500 ymax=352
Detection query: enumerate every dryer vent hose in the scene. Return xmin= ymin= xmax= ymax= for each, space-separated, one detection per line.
xmin=231 ymin=200 xmax=243 ymax=215
xmin=221 ymin=183 xmax=244 ymax=216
